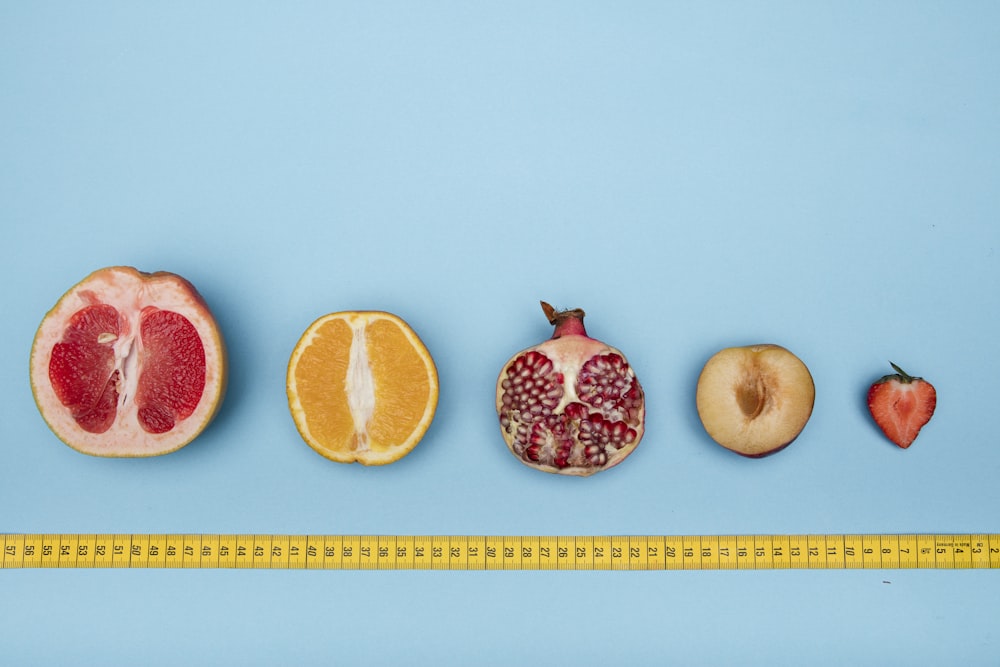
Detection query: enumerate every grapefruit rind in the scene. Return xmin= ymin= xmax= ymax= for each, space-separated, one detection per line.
xmin=29 ymin=266 xmax=228 ymax=457
xmin=286 ymin=311 xmax=439 ymax=465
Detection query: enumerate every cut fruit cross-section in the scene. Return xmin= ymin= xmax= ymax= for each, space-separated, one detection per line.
xmin=286 ymin=311 xmax=439 ymax=465
xmin=29 ymin=266 xmax=228 ymax=457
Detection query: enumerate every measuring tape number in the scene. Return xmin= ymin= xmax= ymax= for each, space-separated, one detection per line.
xmin=3 ymin=534 xmax=999 ymax=570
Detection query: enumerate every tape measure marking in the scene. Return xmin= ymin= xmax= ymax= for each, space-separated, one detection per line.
xmin=2 ymin=534 xmax=998 ymax=570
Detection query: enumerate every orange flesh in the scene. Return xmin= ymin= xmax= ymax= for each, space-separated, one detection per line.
xmin=294 ymin=318 xmax=354 ymax=452
xmin=289 ymin=314 xmax=435 ymax=459
xmin=365 ymin=318 xmax=431 ymax=452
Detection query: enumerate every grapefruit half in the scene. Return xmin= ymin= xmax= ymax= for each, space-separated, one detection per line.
xmin=29 ymin=266 xmax=228 ymax=457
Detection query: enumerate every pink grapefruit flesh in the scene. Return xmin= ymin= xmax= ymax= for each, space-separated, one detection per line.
xmin=30 ymin=266 xmax=227 ymax=457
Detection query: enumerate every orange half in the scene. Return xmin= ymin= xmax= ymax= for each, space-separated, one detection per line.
xmin=286 ymin=311 xmax=439 ymax=465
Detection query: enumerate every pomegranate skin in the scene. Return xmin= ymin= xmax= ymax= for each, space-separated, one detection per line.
xmin=495 ymin=302 xmax=645 ymax=476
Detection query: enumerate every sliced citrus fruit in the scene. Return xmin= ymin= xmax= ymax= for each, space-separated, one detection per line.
xmin=286 ymin=311 xmax=439 ymax=465
xmin=29 ymin=266 xmax=228 ymax=457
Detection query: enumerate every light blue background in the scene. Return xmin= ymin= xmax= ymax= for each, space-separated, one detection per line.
xmin=2 ymin=2 xmax=998 ymax=664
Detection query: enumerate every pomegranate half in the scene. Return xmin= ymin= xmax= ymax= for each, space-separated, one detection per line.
xmin=496 ymin=302 xmax=645 ymax=476
xmin=29 ymin=266 xmax=227 ymax=457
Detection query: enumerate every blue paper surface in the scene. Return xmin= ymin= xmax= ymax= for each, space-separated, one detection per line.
xmin=2 ymin=2 xmax=998 ymax=664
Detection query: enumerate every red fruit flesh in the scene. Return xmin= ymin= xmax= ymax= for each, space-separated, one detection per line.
xmin=135 ymin=309 xmax=207 ymax=433
xmin=48 ymin=306 xmax=208 ymax=435
xmin=30 ymin=266 xmax=226 ymax=457
xmin=496 ymin=302 xmax=645 ymax=476
xmin=867 ymin=363 xmax=936 ymax=449
xmin=48 ymin=304 xmax=121 ymax=434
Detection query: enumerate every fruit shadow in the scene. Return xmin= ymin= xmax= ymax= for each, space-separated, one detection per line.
xmin=678 ymin=344 xmax=738 ymax=462
xmin=167 ymin=285 xmax=253 ymax=462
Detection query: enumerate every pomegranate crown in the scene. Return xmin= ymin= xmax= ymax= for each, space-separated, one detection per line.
xmin=540 ymin=301 xmax=588 ymax=338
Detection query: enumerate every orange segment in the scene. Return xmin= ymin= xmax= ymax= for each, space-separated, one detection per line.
xmin=289 ymin=316 xmax=355 ymax=453
xmin=286 ymin=311 xmax=438 ymax=465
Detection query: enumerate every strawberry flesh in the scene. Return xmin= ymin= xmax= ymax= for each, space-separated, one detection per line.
xmin=867 ymin=363 xmax=936 ymax=449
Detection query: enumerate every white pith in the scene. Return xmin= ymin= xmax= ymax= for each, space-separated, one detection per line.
xmin=537 ymin=338 xmax=585 ymax=412
xmin=113 ymin=309 xmax=141 ymax=413
xmin=345 ymin=321 xmax=376 ymax=452
xmin=29 ymin=267 xmax=226 ymax=457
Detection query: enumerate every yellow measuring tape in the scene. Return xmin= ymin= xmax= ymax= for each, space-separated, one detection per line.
xmin=3 ymin=534 xmax=998 ymax=570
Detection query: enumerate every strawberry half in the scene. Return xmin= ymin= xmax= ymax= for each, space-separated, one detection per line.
xmin=867 ymin=362 xmax=937 ymax=449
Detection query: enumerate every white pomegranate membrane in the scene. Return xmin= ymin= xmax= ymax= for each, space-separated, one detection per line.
xmin=496 ymin=303 xmax=645 ymax=476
